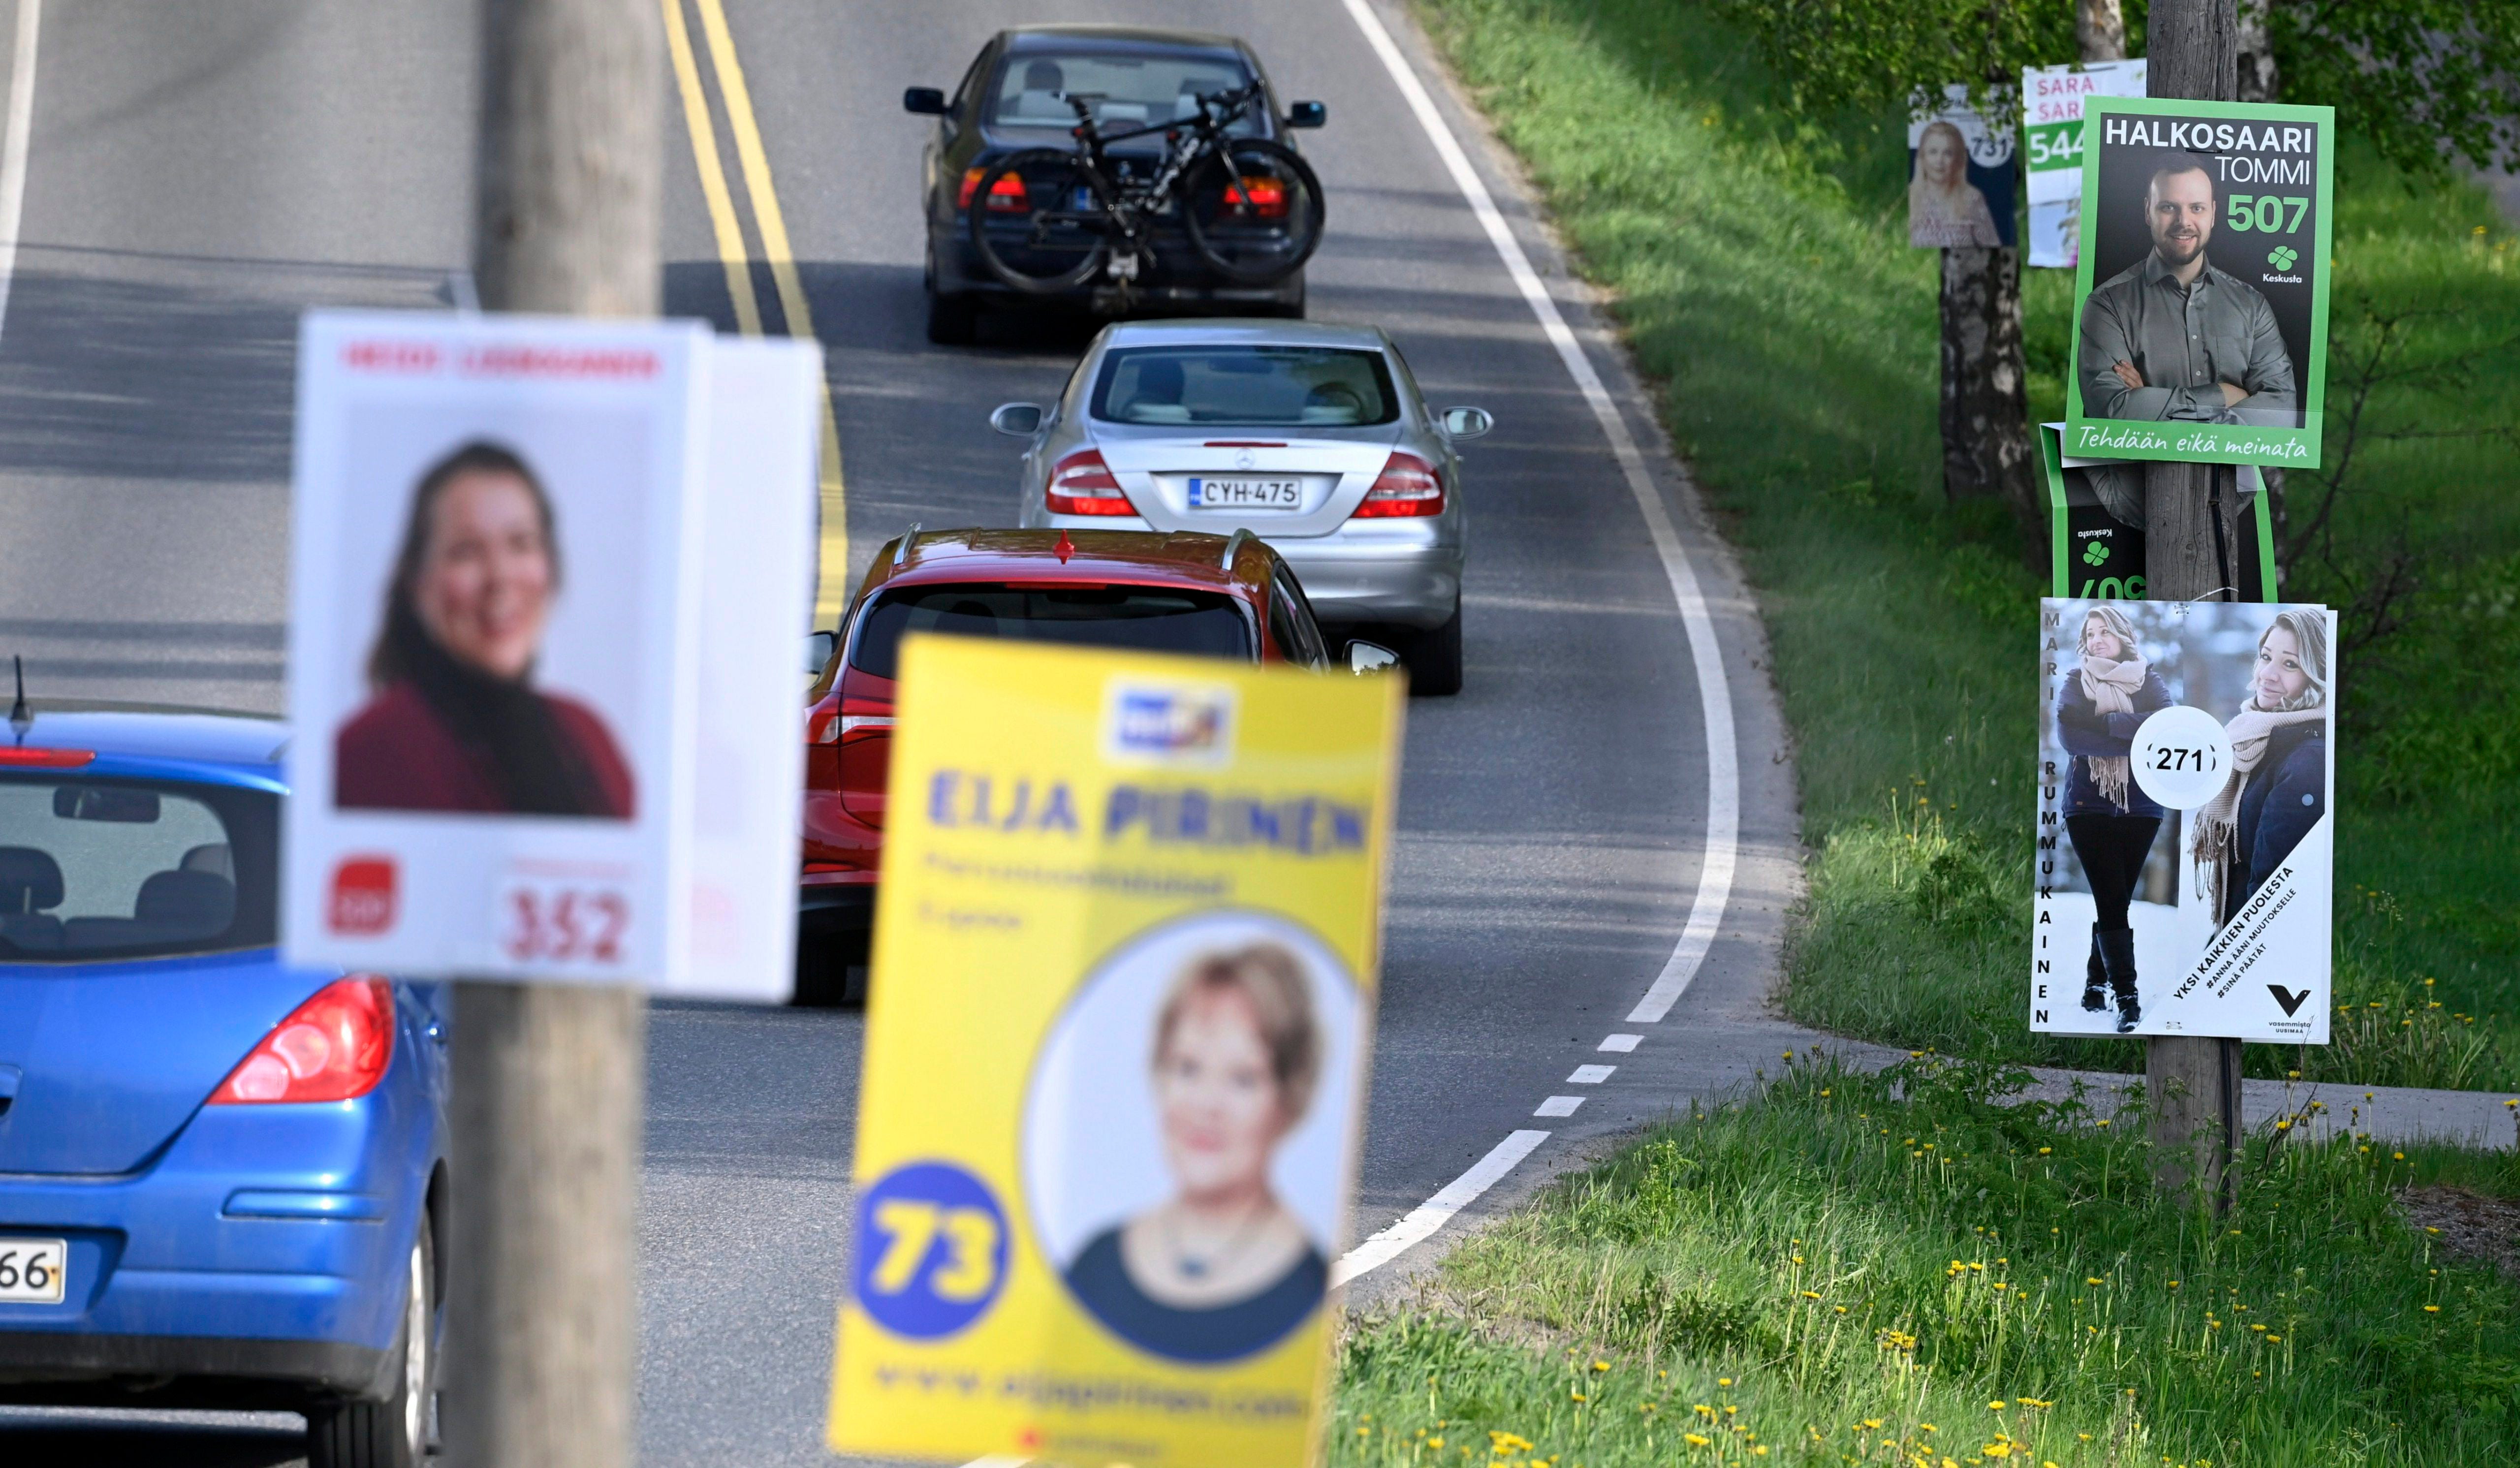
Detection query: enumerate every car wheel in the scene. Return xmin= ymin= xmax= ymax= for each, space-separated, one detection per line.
xmin=926 ymin=289 xmax=979 ymax=346
xmin=307 ymin=1216 xmax=435 ymax=1468
xmin=792 ymin=927 xmax=871 ymax=1009
xmin=1401 ymin=597 xmax=1463 ymax=697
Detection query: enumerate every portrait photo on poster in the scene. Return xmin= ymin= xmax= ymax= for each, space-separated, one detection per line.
xmin=329 ymin=405 xmax=650 ymax=822
xmin=1909 ymin=89 xmax=2018 ymax=249
xmin=1022 ymin=909 xmax=1364 ymax=1365
xmin=2068 ymin=98 xmax=2332 ymax=464
xmin=2034 ymin=598 xmax=2334 ymax=1043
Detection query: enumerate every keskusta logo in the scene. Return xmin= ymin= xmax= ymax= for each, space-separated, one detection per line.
xmin=2267 ymin=245 xmax=2299 ymax=270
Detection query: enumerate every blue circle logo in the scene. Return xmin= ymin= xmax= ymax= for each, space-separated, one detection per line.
xmin=852 ymin=1161 xmax=1010 ymax=1339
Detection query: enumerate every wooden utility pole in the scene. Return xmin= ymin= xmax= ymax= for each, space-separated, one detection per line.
xmin=2141 ymin=0 xmax=2245 ymax=1206
xmin=444 ymin=3 xmax=663 ymax=1467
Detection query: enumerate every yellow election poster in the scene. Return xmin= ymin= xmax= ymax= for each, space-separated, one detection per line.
xmin=826 ymin=634 xmax=1404 ymax=1468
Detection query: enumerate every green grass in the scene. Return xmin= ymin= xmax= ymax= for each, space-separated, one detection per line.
xmin=1330 ymin=1055 xmax=2520 ymax=1466
xmin=1411 ymin=0 xmax=2520 ymax=1087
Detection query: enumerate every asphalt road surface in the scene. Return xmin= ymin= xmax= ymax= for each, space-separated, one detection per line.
xmin=0 ymin=1 xmax=1799 ymax=1464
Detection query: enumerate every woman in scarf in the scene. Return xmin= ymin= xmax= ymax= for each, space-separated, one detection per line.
xmin=335 ymin=441 xmax=634 ymax=818
xmin=1908 ymin=120 xmax=2004 ymax=248
xmin=2055 ymin=605 xmax=2170 ymax=1031
xmin=2191 ymin=610 xmax=2329 ymax=925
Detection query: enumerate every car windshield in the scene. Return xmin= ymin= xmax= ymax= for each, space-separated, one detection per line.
xmin=0 ymin=776 xmax=278 ymax=962
xmin=850 ymin=582 xmax=1254 ymax=680
xmin=988 ymin=51 xmax=1260 ymax=134
xmin=1091 ymin=346 xmax=1400 ymax=427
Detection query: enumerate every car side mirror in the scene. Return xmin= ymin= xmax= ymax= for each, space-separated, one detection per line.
xmin=1286 ymin=100 xmax=1327 ymax=129
xmin=903 ymin=87 xmax=947 ymax=116
xmin=1440 ymin=406 xmax=1493 ymax=439
xmin=805 ymin=629 xmax=837 ymax=677
xmin=990 ymin=402 xmax=1044 ymax=437
xmin=1347 ymin=640 xmax=1400 ymax=675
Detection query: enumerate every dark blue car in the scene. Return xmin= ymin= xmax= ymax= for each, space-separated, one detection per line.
xmin=0 ymin=708 xmax=444 ymax=1468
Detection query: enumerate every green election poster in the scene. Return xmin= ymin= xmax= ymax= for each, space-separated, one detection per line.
xmin=2065 ymin=97 xmax=2334 ymax=468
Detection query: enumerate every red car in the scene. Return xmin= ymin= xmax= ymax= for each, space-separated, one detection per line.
xmin=794 ymin=526 xmax=1364 ymax=1004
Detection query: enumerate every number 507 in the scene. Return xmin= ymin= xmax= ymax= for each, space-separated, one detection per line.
xmin=2227 ymin=194 xmax=2308 ymax=234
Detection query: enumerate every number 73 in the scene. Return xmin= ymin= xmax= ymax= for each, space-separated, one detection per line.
xmin=868 ymin=1199 xmax=999 ymax=1301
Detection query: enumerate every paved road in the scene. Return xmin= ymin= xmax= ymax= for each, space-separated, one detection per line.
xmin=0 ymin=1 xmax=1801 ymax=1464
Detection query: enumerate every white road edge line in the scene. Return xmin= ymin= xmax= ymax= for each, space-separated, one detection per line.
xmin=1334 ymin=0 xmax=1738 ymax=1029
xmin=0 ymin=0 xmax=40 ymax=344
xmin=1328 ymin=1128 xmax=1550 ymax=1289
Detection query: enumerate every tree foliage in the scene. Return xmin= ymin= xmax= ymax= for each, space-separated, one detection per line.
xmin=1714 ymin=0 xmax=2520 ymax=173
xmin=2277 ymin=0 xmax=2520 ymax=173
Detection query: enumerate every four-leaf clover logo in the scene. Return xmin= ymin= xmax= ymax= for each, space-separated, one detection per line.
xmin=2266 ymin=245 xmax=2300 ymax=270
xmin=2082 ymin=541 xmax=2111 ymax=567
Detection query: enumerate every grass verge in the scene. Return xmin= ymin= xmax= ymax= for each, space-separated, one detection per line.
xmin=1411 ymin=0 xmax=2520 ymax=1086
xmin=1330 ymin=1055 xmax=2520 ymax=1466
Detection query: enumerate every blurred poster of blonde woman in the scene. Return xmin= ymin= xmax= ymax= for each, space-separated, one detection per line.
xmin=2192 ymin=609 xmax=2330 ymax=924
xmin=1061 ymin=943 xmax=1328 ymax=1362
xmin=1909 ymin=120 xmax=2003 ymax=248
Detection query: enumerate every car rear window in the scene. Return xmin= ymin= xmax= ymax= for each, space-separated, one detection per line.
xmin=988 ymin=51 xmax=1260 ymax=134
xmin=1091 ymin=346 xmax=1400 ymax=427
xmin=0 ymin=776 xmax=277 ymax=962
xmin=850 ymin=582 xmax=1255 ymax=680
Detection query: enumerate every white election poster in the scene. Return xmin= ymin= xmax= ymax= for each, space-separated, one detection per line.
xmin=2022 ymin=58 xmax=2145 ymax=269
xmin=282 ymin=312 xmax=819 ymax=998
xmin=2033 ymin=598 xmax=2334 ymax=1042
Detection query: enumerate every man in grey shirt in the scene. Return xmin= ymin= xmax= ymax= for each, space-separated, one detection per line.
xmin=2078 ymin=156 xmax=2297 ymax=428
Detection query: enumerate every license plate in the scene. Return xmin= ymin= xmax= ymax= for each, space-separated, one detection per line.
xmin=0 ymin=1239 xmax=66 ymax=1304
xmin=1188 ymin=477 xmax=1303 ymax=509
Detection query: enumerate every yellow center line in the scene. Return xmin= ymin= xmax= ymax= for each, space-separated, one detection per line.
xmin=660 ymin=0 xmax=762 ymax=336
xmin=687 ymin=0 xmax=851 ymax=625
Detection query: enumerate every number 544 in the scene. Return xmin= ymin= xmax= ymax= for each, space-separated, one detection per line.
xmin=2228 ymin=194 xmax=2308 ymax=234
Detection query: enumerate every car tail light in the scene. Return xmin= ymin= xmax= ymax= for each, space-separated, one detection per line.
xmin=959 ymin=166 xmax=1029 ymax=212
xmin=1045 ymin=449 xmax=1134 ymax=516
xmin=838 ymin=725 xmax=892 ymax=827
xmin=810 ymin=711 xmax=895 ymax=745
xmin=0 ymin=748 xmax=94 ymax=767
xmin=209 ymin=977 xmax=395 ymax=1105
xmin=1351 ymin=451 xmax=1446 ymax=518
xmin=1223 ymin=174 xmax=1287 ymax=220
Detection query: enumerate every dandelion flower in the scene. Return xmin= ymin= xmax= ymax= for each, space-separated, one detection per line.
xmin=2266 ymin=1334 xmax=2281 ymax=1342
xmin=2087 ymin=1277 xmax=2105 ymax=1285
xmin=1683 ymin=1434 xmax=1710 ymax=1448
xmin=2096 ymin=1119 xmax=2111 ymax=1128
xmin=1988 ymin=1400 xmax=2008 ymax=1410
xmin=1717 ymin=1378 xmax=1732 ymax=1387
xmin=2038 ymin=1147 xmax=2051 ymax=1155
xmin=2425 ymin=1305 xmax=2441 ymax=1313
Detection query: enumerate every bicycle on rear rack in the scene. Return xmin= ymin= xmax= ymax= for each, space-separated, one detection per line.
xmin=964 ymin=84 xmax=1326 ymax=301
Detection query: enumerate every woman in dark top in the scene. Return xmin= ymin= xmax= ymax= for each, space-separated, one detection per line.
xmin=335 ymin=441 xmax=633 ymax=818
xmin=1064 ymin=944 xmax=1328 ymax=1363
xmin=2055 ymin=605 xmax=2171 ymax=1031
xmin=2192 ymin=610 xmax=2329 ymax=925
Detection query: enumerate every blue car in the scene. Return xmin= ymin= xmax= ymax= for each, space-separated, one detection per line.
xmin=0 ymin=707 xmax=445 ymax=1468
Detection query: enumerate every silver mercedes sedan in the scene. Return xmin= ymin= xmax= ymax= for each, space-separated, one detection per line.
xmin=993 ymin=319 xmax=1486 ymax=693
